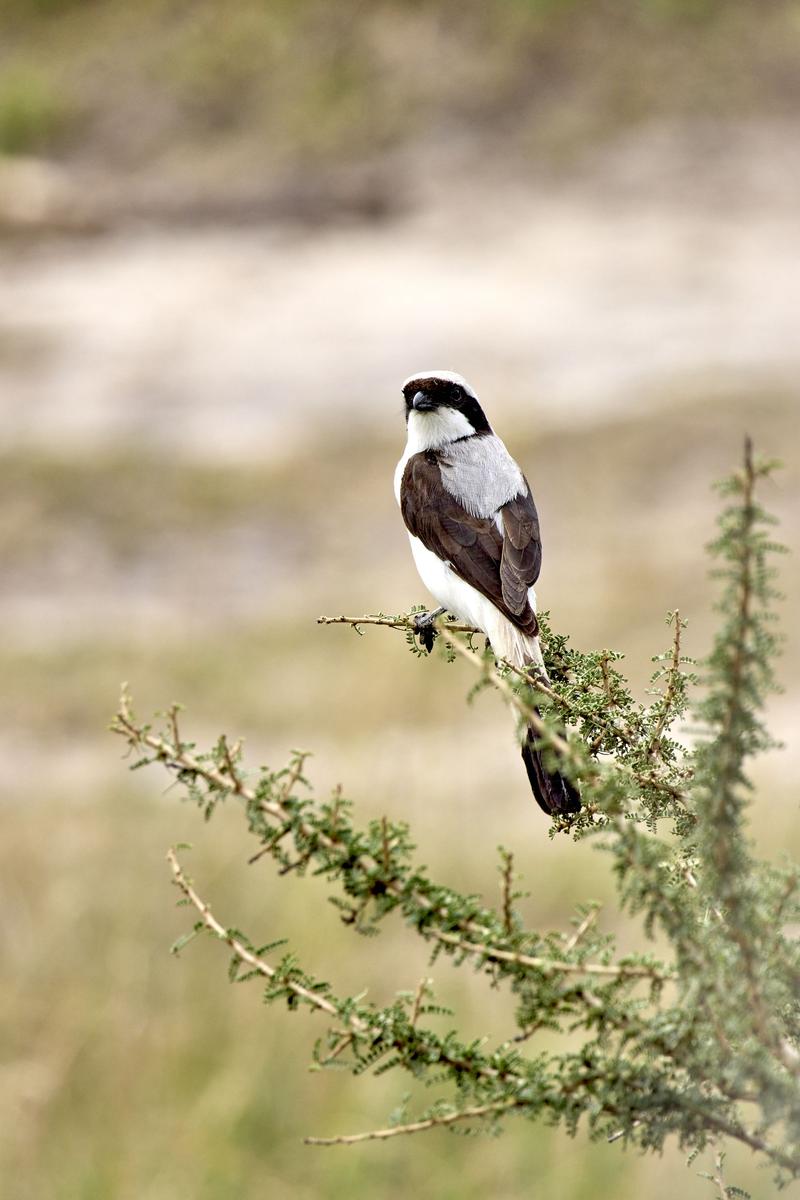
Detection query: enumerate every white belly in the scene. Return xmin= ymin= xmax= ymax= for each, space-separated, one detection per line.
xmin=409 ymin=535 xmax=484 ymax=624
xmin=407 ymin=533 xmax=542 ymax=670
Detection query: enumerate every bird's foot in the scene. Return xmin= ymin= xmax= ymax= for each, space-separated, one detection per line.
xmin=412 ymin=606 xmax=447 ymax=654
xmin=522 ymin=664 xmax=550 ymax=691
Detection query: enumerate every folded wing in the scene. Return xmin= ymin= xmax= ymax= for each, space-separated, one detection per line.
xmin=400 ymin=451 xmax=541 ymax=637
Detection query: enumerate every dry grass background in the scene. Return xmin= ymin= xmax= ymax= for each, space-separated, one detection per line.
xmin=2 ymin=395 xmax=798 ymax=1199
xmin=2 ymin=2 xmax=800 ymax=1197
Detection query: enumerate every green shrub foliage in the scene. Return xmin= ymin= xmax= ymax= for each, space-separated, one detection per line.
xmin=112 ymin=442 xmax=797 ymax=1191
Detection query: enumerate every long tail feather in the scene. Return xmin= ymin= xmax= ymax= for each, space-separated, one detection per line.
xmin=521 ymin=715 xmax=581 ymax=817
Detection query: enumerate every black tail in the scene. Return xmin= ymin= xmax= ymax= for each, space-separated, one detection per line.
xmin=521 ymin=714 xmax=581 ymax=817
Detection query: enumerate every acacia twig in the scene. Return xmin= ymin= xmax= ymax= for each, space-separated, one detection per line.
xmin=499 ymin=849 xmax=514 ymax=936
xmin=607 ymin=1118 xmax=641 ymax=1144
xmin=318 ymin=610 xmax=691 ymax=811
xmin=410 ymin=977 xmax=430 ymax=1027
xmin=114 ymin=687 xmax=668 ymax=991
xmin=317 ymin=613 xmax=478 ymax=635
xmin=220 ymin=734 xmax=244 ymax=793
xmin=648 ymin=610 xmax=684 ymax=761
xmin=711 ymin=1146 xmax=729 ymax=1199
xmin=114 ymin=692 xmax=576 ymax=962
xmin=305 ymin=1098 xmax=522 ymax=1146
xmin=563 ymin=907 xmax=599 ymax=954
xmin=428 ymin=928 xmax=669 ymax=981
xmin=316 ymin=1032 xmax=354 ymax=1067
xmin=279 ymin=751 xmax=312 ymax=802
xmin=167 ymin=846 xmax=358 ymax=1027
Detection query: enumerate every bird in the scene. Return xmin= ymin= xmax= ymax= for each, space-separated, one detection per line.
xmin=394 ymin=370 xmax=580 ymax=817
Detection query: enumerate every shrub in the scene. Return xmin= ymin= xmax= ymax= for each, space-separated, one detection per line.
xmin=113 ymin=442 xmax=796 ymax=1195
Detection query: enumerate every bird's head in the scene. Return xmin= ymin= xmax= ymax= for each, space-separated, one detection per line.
xmin=401 ymin=371 xmax=491 ymax=446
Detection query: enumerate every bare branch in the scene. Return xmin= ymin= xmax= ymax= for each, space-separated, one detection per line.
xmin=563 ymin=907 xmax=600 ymax=954
xmin=499 ymin=849 xmax=514 ymax=936
xmin=317 ymin=613 xmax=478 ymax=635
xmin=711 ymin=1147 xmax=729 ymax=1200
xmin=607 ymin=1118 xmax=641 ymax=1144
xmin=305 ymin=1098 xmax=521 ymax=1146
xmin=219 ymin=734 xmax=244 ymax=794
xmin=410 ymin=977 xmax=430 ymax=1027
xmin=428 ymin=928 xmax=670 ymax=981
xmin=316 ymin=1033 xmax=354 ymax=1067
xmin=278 ymin=751 xmax=312 ymax=802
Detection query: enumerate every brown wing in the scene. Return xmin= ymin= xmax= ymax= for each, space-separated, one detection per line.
xmin=400 ymin=452 xmax=540 ymax=636
xmin=499 ymin=485 xmax=542 ymax=615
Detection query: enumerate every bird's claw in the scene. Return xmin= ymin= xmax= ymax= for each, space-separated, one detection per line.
xmin=412 ymin=607 xmax=446 ymax=654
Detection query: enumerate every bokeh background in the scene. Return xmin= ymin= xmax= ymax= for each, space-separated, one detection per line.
xmin=2 ymin=2 xmax=799 ymax=1197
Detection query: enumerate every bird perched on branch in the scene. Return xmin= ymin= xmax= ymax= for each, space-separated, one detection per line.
xmin=394 ymin=370 xmax=580 ymax=817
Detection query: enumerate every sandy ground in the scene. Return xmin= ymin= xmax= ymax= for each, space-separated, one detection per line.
xmin=2 ymin=128 xmax=800 ymax=461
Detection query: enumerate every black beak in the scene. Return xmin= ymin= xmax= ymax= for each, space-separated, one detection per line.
xmin=412 ymin=390 xmax=436 ymax=412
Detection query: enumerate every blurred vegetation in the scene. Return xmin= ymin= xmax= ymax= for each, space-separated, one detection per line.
xmin=1 ymin=392 xmax=797 ymax=1198
xmin=109 ymin=443 xmax=799 ymax=1192
xmin=0 ymin=0 xmax=799 ymax=202
xmin=0 ymin=66 xmax=63 ymax=154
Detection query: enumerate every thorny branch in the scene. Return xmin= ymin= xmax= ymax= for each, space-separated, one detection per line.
xmin=115 ymin=691 xmax=664 ymax=983
xmin=167 ymin=846 xmax=351 ymax=1026
xmin=499 ymin=848 xmax=514 ymax=936
xmin=304 ymin=1098 xmax=524 ymax=1146
xmin=648 ymin=610 xmax=685 ymax=761
xmin=114 ymin=446 xmax=799 ymax=1184
xmin=318 ymin=609 xmax=692 ymax=813
xmin=167 ymin=847 xmax=520 ymax=1091
xmin=167 ymin=827 xmax=792 ymax=1167
xmin=426 ymin=928 xmax=669 ymax=980
xmin=317 ymin=613 xmax=478 ymax=636
xmin=563 ymin=906 xmax=599 ymax=954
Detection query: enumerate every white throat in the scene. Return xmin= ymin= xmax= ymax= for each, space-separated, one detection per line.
xmin=404 ymin=407 xmax=474 ymax=455
xmin=394 ymin=406 xmax=476 ymax=506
